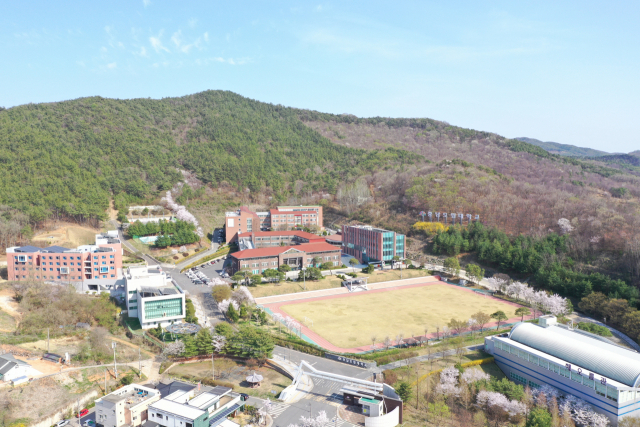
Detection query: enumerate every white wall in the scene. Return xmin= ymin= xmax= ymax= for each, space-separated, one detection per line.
xmin=364 ymin=407 xmax=399 ymax=427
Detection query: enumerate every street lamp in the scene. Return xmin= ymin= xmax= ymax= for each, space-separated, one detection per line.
xmin=302 ymin=267 xmax=307 ymax=291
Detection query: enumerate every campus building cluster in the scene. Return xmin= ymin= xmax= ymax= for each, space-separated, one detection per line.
xmin=95 ymin=380 xmax=245 ymax=427
xmin=341 ymin=225 xmax=405 ymax=264
xmin=485 ymin=315 xmax=640 ymax=425
xmin=6 ymin=230 xmax=123 ymax=285
xmin=124 ymin=265 xmax=186 ymax=330
xmin=224 ymin=205 xmax=323 ymax=243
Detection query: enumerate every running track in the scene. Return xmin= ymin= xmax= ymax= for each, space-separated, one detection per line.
xmin=261 ymin=278 xmax=531 ymax=353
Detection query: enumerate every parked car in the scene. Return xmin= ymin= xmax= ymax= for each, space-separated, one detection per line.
xmin=76 ymin=409 xmax=89 ymax=418
xmin=239 ymin=393 xmax=250 ymax=401
xmin=56 ymin=420 xmax=70 ymax=427
xmin=83 ymin=420 xmax=95 ymax=427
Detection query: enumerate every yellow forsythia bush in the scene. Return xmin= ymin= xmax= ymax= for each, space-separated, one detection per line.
xmin=412 ymin=222 xmax=449 ymax=234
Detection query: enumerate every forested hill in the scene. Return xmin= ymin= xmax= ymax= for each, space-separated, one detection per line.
xmin=0 ymin=91 xmax=419 ymax=224
xmin=514 ymin=137 xmax=610 ymax=157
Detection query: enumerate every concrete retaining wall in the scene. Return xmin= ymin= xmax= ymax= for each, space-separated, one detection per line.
xmin=30 ymin=389 xmax=100 ymax=427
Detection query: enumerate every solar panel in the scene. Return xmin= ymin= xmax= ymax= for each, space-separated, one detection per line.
xmin=208 ymin=403 xmax=244 ymax=427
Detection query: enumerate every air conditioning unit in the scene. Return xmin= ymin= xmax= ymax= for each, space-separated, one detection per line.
xmin=60 ymin=267 xmax=70 ymax=275
xmin=17 ymin=255 xmax=26 ymax=262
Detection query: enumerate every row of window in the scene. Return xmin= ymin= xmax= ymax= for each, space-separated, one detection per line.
xmin=14 ymin=254 xmax=114 ymax=260
xmin=244 ymin=261 xmax=342 ymax=273
xmin=16 ymin=275 xmax=115 ymax=280
xmin=495 ymin=340 xmax=621 ymax=402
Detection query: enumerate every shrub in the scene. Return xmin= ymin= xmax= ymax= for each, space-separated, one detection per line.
xmin=183 ymin=252 xmax=189 ymax=257
xmin=383 ymin=369 xmax=398 ymax=385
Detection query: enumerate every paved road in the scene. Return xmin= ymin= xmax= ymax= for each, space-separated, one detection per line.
xmin=273 ymin=346 xmax=370 ymax=379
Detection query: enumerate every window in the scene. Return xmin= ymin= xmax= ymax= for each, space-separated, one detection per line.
xmin=595 ymin=382 xmax=607 ymax=397
xmin=571 ymin=371 xmax=583 ymax=384
xmin=528 ymin=380 xmax=540 ymax=388
xmin=607 ymin=386 xmax=618 ymax=402
xmin=510 ymin=372 xmax=527 ymax=385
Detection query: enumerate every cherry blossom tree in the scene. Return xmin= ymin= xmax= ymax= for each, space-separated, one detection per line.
xmin=297 ymin=410 xmax=330 ymax=427
xmin=211 ymin=334 xmax=226 ymax=353
xmin=232 ymin=286 xmax=256 ymax=305
xmin=218 ymin=298 xmax=239 ymax=313
xmin=477 ymin=390 xmax=526 ymax=417
xmin=163 ymin=340 xmax=185 ymax=356
xmin=558 ymin=218 xmax=575 ymax=235
xmin=436 ymin=365 xmax=461 ymax=397
xmin=461 ymin=367 xmax=490 ymax=384
xmin=161 ymin=191 xmax=204 ymax=237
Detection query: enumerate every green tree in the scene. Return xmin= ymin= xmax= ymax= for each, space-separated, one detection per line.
xmin=214 ymin=322 xmax=235 ymax=338
xmin=489 ymin=377 xmax=524 ymax=401
xmin=428 ymin=400 xmax=451 ymax=425
xmin=349 ymin=258 xmax=359 ymax=269
xmin=278 ymin=264 xmax=291 ymax=273
xmin=182 ymin=335 xmax=198 ymax=357
xmin=212 ymin=285 xmax=232 ymax=302
xmin=515 ymin=307 xmax=531 ymax=322
xmin=227 ymin=304 xmax=240 ymax=323
xmin=443 ymin=257 xmax=461 ymax=277
xmin=195 ymin=328 xmax=214 ymax=355
xmin=466 ymin=263 xmax=484 ymax=284
xmin=226 ymin=325 xmax=274 ymax=358
xmin=185 ymin=299 xmax=198 ymax=324
xmin=526 ymin=407 xmax=553 ymax=427
xmin=396 ymin=381 xmax=413 ymax=401
xmin=491 ymin=310 xmax=508 ymax=330
xmin=250 ymin=274 xmax=263 ymax=286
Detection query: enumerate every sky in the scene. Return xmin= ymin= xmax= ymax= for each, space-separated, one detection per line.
xmin=1 ymin=1 xmax=639 ymax=153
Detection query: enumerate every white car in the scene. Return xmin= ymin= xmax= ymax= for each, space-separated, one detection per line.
xmin=56 ymin=420 xmax=70 ymax=427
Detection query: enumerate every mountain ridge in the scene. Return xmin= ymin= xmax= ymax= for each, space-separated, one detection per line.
xmin=514 ymin=137 xmax=611 ymax=157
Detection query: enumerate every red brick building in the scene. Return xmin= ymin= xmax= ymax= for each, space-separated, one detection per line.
xmin=230 ymin=242 xmax=341 ymax=274
xmin=224 ymin=205 xmax=323 ymax=243
xmin=6 ymin=231 xmax=123 ymax=284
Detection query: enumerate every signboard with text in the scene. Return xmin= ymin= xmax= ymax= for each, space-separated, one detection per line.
xmin=325 ymin=353 xmax=377 ymax=369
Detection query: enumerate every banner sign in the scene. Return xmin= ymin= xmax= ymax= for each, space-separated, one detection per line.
xmin=325 ymin=353 xmax=377 ymax=368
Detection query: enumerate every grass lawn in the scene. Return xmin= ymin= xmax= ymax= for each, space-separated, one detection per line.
xmin=0 ymin=308 xmax=16 ymax=331
xmin=250 ymin=269 xmax=429 ymax=298
xmin=169 ymin=360 xmax=291 ymax=400
xmin=280 ymin=283 xmax=518 ymax=348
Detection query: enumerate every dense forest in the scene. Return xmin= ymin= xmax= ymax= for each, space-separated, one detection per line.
xmin=0 ymin=91 xmax=420 ymax=226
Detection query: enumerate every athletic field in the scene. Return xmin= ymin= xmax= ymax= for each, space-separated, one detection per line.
xmin=278 ymin=283 xmax=519 ymax=349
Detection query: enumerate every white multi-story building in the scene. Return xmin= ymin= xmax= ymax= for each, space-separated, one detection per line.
xmin=485 ymin=315 xmax=640 ymax=425
xmin=125 ymin=266 xmax=186 ymax=329
xmin=95 ymin=384 xmax=161 ymax=427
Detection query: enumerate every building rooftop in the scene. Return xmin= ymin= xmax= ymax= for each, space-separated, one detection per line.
xmin=237 ymin=230 xmax=324 ymax=241
xmin=151 ymin=398 xmax=205 ymax=420
xmin=344 ymin=225 xmax=394 ymax=233
xmin=508 ymin=322 xmax=640 ymax=387
xmin=231 ymin=242 xmax=339 ymax=260
xmin=99 ymin=384 xmax=158 ymax=409
xmin=269 ymin=209 xmax=318 ymax=215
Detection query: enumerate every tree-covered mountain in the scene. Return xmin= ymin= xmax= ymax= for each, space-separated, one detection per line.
xmin=514 ymin=137 xmax=610 ymax=157
xmin=0 ymin=91 xmax=419 ymax=224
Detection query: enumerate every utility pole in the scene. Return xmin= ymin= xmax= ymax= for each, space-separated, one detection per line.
xmin=212 ymin=352 xmax=215 ymax=381
xmin=138 ymin=347 xmax=141 ymax=372
xmin=77 ymin=398 xmax=80 ymax=426
xmin=112 ymin=342 xmax=118 ymax=378
xmin=47 ymin=328 xmax=50 ymax=353
xmin=302 ymin=267 xmax=306 ymax=291
xmin=104 ymin=369 xmax=107 ymax=395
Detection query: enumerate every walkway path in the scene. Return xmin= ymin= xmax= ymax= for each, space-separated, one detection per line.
xmin=262 ymin=279 xmax=530 ymax=353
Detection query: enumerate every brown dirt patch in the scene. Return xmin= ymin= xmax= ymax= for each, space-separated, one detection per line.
xmin=0 ymin=288 xmax=20 ymax=329
xmin=32 ymin=223 xmax=100 ymax=248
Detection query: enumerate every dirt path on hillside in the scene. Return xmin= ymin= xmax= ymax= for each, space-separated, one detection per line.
xmin=32 ymin=222 xmax=100 ymax=248
xmin=0 ymin=288 xmax=20 ymax=329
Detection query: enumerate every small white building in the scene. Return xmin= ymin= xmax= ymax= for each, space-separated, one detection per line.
xmin=0 ymin=353 xmax=42 ymax=382
xmin=125 ymin=266 xmax=186 ymax=329
xmin=95 ymin=384 xmax=161 ymax=427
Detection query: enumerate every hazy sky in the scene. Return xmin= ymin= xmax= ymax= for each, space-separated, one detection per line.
xmin=2 ymin=1 xmax=639 ymax=152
